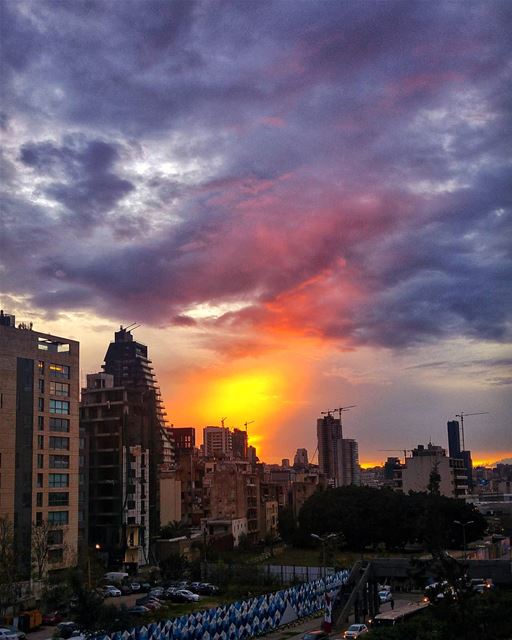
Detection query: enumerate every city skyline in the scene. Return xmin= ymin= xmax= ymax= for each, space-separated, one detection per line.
xmin=1 ymin=1 xmax=511 ymax=466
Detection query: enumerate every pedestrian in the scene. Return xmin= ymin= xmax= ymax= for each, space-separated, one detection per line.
xmin=390 ymin=598 xmax=395 ymax=610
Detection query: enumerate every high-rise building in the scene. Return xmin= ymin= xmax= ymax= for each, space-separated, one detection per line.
xmin=170 ymin=427 xmax=196 ymax=462
xmin=232 ymin=428 xmax=248 ymax=460
xmin=317 ymin=413 xmax=342 ymax=484
xmin=447 ymin=420 xmax=461 ymax=458
xmin=293 ymin=448 xmax=309 ymax=469
xmin=340 ymin=439 xmax=360 ymax=486
xmin=203 ymin=426 xmax=232 ymax=458
xmin=0 ymin=312 xmax=80 ymax=577
xmin=317 ymin=413 xmax=360 ymax=487
xmin=82 ymin=327 xmax=173 ymax=568
xmin=447 ymin=420 xmax=473 ymax=491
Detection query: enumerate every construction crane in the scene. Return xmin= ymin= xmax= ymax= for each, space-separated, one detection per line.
xmin=220 ymin=417 xmax=227 ymax=427
xmin=455 ymin=411 xmax=489 ymax=451
xmin=321 ymin=409 xmax=335 ymax=417
xmin=244 ymin=420 xmax=255 ymax=435
xmin=332 ymin=405 xmax=356 ymax=419
xmin=379 ymin=449 xmax=413 ymax=463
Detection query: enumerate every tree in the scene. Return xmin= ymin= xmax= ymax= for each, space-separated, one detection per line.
xmin=159 ymin=552 xmax=189 ymax=580
xmin=0 ymin=517 xmax=21 ymax=615
xmin=32 ymin=519 xmax=60 ymax=580
xmin=160 ymin=520 xmax=191 ymax=539
xmin=427 ymin=462 xmax=441 ymax=496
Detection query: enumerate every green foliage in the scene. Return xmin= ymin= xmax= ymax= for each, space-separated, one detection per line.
xmin=298 ymin=486 xmax=487 ymax=552
xmin=160 ymin=520 xmax=191 ymax=539
xmin=159 ymin=552 xmax=189 ymax=579
xmin=0 ymin=517 xmax=21 ymax=614
xmin=277 ymin=506 xmax=296 ymax=543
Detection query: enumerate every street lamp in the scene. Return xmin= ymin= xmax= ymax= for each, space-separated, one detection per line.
xmin=311 ymin=533 xmax=337 ymax=578
xmin=454 ymin=520 xmax=474 ymax=559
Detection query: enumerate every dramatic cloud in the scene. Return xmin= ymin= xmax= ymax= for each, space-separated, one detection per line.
xmin=1 ymin=0 xmax=511 ymax=460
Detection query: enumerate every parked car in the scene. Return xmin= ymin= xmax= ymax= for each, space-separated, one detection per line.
xmin=149 ymin=587 xmax=164 ymax=598
xmin=343 ymin=624 xmax=369 ymax=638
xmin=302 ymin=632 xmax=329 ymax=640
xmin=135 ymin=597 xmax=162 ymax=610
xmin=103 ymin=585 xmax=122 ymax=597
xmin=175 ymin=589 xmax=200 ymax=602
xmin=130 ymin=582 xmax=141 ymax=592
xmin=140 ymin=582 xmax=152 ymax=592
xmin=0 ymin=627 xmax=25 ymax=640
xmin=197 ymin=583 xmax=219 ymax=595
xmin=378 ymin=590 xmax=392 ymax=603
xmin=127 ymin=606 xmax=150 ymax=616
xmin=42 ymin=611 xmax=63 ymax=625
xmin=56 ymin=622 xmax=80 ymax=639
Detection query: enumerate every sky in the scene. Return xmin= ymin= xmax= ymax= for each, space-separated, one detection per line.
xmin=1 ymin=0 xmax=511 ymax=466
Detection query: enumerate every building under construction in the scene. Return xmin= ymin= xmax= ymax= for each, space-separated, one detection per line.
xmin=81 ymin=326 xmax=174 ymax=569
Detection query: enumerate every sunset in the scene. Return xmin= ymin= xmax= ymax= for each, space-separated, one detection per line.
xmin=1 ymin=0 xmax=511 ymax=467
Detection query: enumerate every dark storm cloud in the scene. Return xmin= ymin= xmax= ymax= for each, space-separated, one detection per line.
xmin=1 ymin=0 xmax=511 ymax=352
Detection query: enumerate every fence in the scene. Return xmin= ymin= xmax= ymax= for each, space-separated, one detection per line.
xmin=204 ymin=562 xmax=337 ymax=585
xmin=100 ymin=570 xmax=350 ymax=640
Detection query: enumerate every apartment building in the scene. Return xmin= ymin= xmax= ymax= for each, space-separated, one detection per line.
xmin=0 ymin=312 xmax=79 ymax=577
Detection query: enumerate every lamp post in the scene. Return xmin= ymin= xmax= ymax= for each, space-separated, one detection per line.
xmin=454 ymin=520 xmax=474 ymax=559
xmin=311 ymin=533 xmax=337 ymax=579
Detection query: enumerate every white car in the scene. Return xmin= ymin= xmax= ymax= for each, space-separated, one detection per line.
xmin=0 ymin=629 xmax=19 ymax=640
xmin=104 ymin=585 xmax=122 ymax=597
xmin=175 ymin=589 xmax=200 ymax=602
xmin=378 ymin=590 xmax=392 ymax=603
xmin=343 ymin=624 xmax=369 ymax=638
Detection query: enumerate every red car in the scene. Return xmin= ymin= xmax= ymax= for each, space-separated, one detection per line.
xmin=42 ymin=611 xmax=63 ymax=625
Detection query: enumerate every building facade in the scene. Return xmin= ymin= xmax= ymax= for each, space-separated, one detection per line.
xmin=203 ymin=426 xmax=233 ymax=458
xmin=317 ymin=414 xmax=360 ymax=487
xmin=400 ymin=443 xmax=468 ymax=497
xmin=0 ymin=313 xmax=79 ymax=577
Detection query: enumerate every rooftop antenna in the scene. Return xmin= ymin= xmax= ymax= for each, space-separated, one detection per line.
xmin=455 ymin=411 xmax=489 ymax=451
xmin=124 ymin=322 xmax=138 ymax=330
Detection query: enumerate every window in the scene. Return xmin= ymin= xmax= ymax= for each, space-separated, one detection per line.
xmin=49 ymin=417 xmax=69 ymax=432
xmin=49 ymin=364 xmax=70 ymax=379
xmin=37 ymin=435 xmax=44 ymax=450
xmin=49 ymin=492 xmax=69 ymax=506
xmin=37 ymin=473 xmax=43 ymax=488
xmin=49 ymin=473 xmax=69 ymax=487
xmin=38 ymin=398 xmax=44 ymax=411
xmin=49 ymin=455 xmax=69 ymax=469
xmin=48 ymin=529 xmax=64 ymax=545
xmin=49 ymin=381 xmax=70 ymax=397
xmin=36 ymin=512 xmax=43 ymax=526
xmin=38 ymin=379 xmax=45 ymax=393
xmin=38 ymin=360 xmax=45 ymax=374
xmin=49 ymin=548 xmax=64 ymax=563
xmin=36 ymin=492 xmax=43 ymax=507
xmin=47 ymin=511 xmax=68 ymax=525
xmin=38 ymin=416 xmax=44 ymax=431
xmin=49 ymin=436 xmax=69 ymax=450
xmin=49 ymin=400 xmax=69 ymax=415
xmin=37 ymin=454 xmax=44 ymax=469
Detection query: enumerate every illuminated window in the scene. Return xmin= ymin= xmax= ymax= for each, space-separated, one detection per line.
xmin=38 ymin=361 xmax=45 ymax=374
xmin=49 ymin=364 xmax=70 ymax=379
